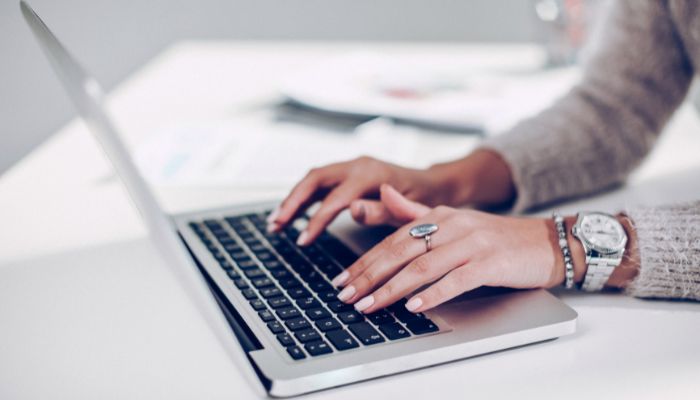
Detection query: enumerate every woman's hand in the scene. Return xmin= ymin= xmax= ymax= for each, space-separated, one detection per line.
xmin=268 ymin=150 xmax=516 ymax=246
xmin=267 ymin=156 xmax=452 ymax=245
xmin=332 ymin=185 xmax=564 ymax=314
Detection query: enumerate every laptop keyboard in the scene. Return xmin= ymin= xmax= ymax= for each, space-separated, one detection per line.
xmin=189 ymin=211 xmax=439 ymax=361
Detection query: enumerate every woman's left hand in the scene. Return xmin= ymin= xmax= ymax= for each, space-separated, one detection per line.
xmin=332 ymin=184 xmax=565 ymax=314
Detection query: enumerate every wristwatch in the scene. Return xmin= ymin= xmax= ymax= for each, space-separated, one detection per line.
xmin=571 ymin=212 xmax=628 ymax=291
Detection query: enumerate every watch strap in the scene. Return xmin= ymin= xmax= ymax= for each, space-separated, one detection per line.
xmin=580 ymin=257 xmax=618 ymax=291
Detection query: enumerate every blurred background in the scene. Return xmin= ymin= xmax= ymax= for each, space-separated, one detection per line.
xmin=1 ymin=0 xmax=569 ymax=176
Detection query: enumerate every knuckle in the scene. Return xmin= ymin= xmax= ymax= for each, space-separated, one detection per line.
xmin=379 ymin=282 xmax=396 ymax=299
xmin=410 ymin=256 xmax=431 ymax=276
xmin=360 ymin=269 xmax=377 ymax=286
xmin=389 ymin=241 xmax=409 ymax=258
xmin=434 ymin=205 xmax=454 ymax=215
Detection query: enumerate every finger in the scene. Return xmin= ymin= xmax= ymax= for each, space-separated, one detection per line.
xmin=336 ymin=207 xmax=455 ymax=304
xmin=357 ymin=236 xmax=474 ymax=313
xmin=298 ymin=181 xmax=369 ymax=246
xmin=269 ymin=163 xmax=346 ymax=230
xmin=350 ymin=200 xmax=391 ymax=226
xmin=341 ymin=191 xmax=437 ymax=274
xmin=405 ymin=265 xmax=485 ymax=313
xmin=379 ymin=184 xmax=430 ymax=222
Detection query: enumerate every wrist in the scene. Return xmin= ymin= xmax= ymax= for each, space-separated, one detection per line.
xmin=426 ymin=149 xmax=516 ymax=208
xmin=557 ymin=214 xmax=639 ymax=290
xmin=606 ymin=214 xmax=640 ymax=288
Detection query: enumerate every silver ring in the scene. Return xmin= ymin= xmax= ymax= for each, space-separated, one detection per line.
xmin=409 ymin=223 xmax=439 ymax=252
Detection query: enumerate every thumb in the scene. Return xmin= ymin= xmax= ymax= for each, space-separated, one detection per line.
xmin=379 ymin=184 xmax=430 ymax=223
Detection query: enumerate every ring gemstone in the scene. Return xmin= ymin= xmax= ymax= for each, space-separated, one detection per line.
xmin=409 ymin=223 xmax=439 ymax=238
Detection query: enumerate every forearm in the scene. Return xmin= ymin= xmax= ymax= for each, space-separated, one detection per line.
xmin=481 ymin=0 xmax=693 ymax=212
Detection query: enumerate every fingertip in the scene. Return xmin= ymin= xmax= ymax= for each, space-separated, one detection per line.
xmin=349 ymin=200 xmax=366 ymax=223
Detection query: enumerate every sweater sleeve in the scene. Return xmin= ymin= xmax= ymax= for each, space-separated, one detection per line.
xmin=481 ymin=0 xmax=694 ymax=212
xmin=624 ymin=201 xmax=700 ymax=301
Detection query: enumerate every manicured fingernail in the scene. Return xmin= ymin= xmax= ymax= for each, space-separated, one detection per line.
xmin=354 ymin=203 xmax=366 ymax=220
xmin=354 ymin=295 xmax=374 ymax=312
xmin=337 ymin=285 xmax=356 ymax=302
xmin=296 ymin=231 xmax=309 ymax=246
xmin=266 ymin=223 xmax=279 ymax=233
xmin=266 ymin=207 xmax=280 ymax=224
xmin=331 ymin=271 xmax=349 ymax=287
xmin=405 ymin=297 xmax=423 ymax=312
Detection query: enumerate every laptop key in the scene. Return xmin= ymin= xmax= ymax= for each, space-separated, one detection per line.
xmin=252 ymin=277 xmax=274 ymax=288
xmin=326 ymin=329 xmax=360 ymax=351
xmin=317 ymin=290 xmax=338 ymax=303
xmin=226 ymin=269 xmax=240 ymax=279
xmin=234 ymin=278 xmax=249 ymax=289
xmin=244 ymin=268 xmax=265 ymax=279
xmin=285 ymin=317 xmax=311 ymax=331
xmin=315 ymin=317 xmax=342 ymax=332
xmin=229 ymin=251 xmax=249 ymax=261
xmin=348 ymin=322 xmax=385 ymax=345
xmin=260 ymin=287 xmax=283 ymax=299
xmin=286 ymin=345 xmax=306 ymax=360
xmin=367 ymin=310 xmax=395 ymax=326
xmin=259 ymin=309 xmax=275 ymax=322
xmin=263 ymin=260 xmax=283 ymax=270
xmin=327 ymin=300 xmax=352 ymax=313
xmin=268 ymin=296 xmax=291 ymax=309
xmin=241 ymin=289 xmax=257 ymax=300
xmin=294 ymin=328 xmax=321 ymax=343
xmin=269 ymin=268 xmax=290 ymax=279
xmin=276 ymin=307 xmax=301 ymax=320
xmin=379 ymin=322 xmax=411 ymax=340
xmin=288 ymin=287 xmax=311 ymax=299
xmin=304 ymin=340 xmax=333 ymax=357
xmin=305 ymin=307 xmax=331 ymax=320
xmin=267 ymin=320 xmax=285 ymax=334
xmin=338 ymin=311 xmax=363 ymax=324
xmin=277 ymin=333 xmax=295 ymax=347
xmin=296 ymin=297 xmax=321 ymax=310
xmin=237 ymin=259 xmax=258 ymax=270
xmin=219 ymin=260 xmax=234 ymax=270
xmin=405 ymin=319 xmax=439 ymax=335
xmin=278 ymin=277 xmax=301 ymax=289
xmin=308 ymin=280 xmax=333 ymax=293
xmin=249 ymin=298 xmax=266 ymax=311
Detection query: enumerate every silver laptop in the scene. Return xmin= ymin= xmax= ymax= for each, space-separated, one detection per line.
xmin=21 ymin=1 xmax=577 ymax=396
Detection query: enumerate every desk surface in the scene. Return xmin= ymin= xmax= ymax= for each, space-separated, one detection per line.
xmin=1 ymin=42 xmax=699 ymax=399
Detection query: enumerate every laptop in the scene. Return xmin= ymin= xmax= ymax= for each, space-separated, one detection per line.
xmin=21 ymin=1 xmax=577 ymax=396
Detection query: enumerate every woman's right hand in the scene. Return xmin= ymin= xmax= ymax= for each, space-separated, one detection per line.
xmin=267 ymin=156 xmax=447 ymax=246
xmin=268 ymin=149 xmax=516 ymax=246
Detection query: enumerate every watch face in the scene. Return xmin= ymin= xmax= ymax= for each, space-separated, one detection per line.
xmin=579 ymin=213 xmax=626 ymax=252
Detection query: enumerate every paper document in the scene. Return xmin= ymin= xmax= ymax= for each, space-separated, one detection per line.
xmin=134 ymin=116 xmax=419 ymax=188
xmin=281 ymin=52 xmax=579 ymax=134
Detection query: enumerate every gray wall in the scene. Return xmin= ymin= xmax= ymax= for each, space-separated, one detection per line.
xmin=0 ymin=0 xmax=537 ymax=175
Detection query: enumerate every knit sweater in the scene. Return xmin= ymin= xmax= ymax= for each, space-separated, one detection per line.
xmin=483 ymin=0 xmax=700 ymax=300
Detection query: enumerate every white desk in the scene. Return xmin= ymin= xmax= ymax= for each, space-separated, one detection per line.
xmin=1 ymin=42 xmax=699 ymax=399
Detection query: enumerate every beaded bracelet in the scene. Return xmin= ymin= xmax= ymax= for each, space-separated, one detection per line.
xmin=553 ymin=212 xmax=575 ymax=289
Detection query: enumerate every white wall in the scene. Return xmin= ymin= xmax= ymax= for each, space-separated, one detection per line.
xmin=0 ymin=0 xmax=537 ymax=175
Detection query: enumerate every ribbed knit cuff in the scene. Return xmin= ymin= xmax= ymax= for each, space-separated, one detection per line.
xmin=624 ymin=202 xmax=700 ymax=301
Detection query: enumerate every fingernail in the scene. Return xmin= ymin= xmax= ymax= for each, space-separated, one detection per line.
xmin=331 ymin=271 xmax=349 ymax=287
xmin=354 ymin=203 xmax=366 ymax=220
xmin=296 ymin=231 xmax=309 ymax=246
xmin=405 ymin=297 xmax=423 ymax=312
xmin=266 ymin=223 xmax=279 ymax=233
xmin=337 ymin=285 xmax=356 ymax=302
xmin=354 ymin=295 xmax=374 ymax=312
xmin=266 ymin=207 xmax=280 ymax=224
